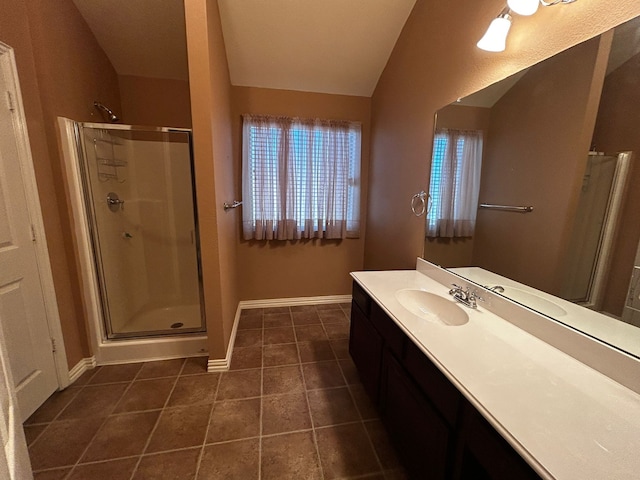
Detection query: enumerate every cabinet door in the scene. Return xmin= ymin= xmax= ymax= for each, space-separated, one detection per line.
xmin=454 ymin=403 xmax=541 ymax=480
xmin=381 ymin=351 xmax=452 ymax=480
xmin=349 ymin=302 xmax=384 ymax=403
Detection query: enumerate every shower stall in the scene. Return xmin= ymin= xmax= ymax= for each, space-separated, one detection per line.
xmin=59 ymin=118 xmax=207 ymax=363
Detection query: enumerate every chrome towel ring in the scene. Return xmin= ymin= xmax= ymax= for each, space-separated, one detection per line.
xmin=411 ymin=191 xmax=430 ymax=217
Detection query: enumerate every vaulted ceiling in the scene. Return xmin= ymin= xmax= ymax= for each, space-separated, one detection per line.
xmin=72 ymin=0 xmax=417 ymax=96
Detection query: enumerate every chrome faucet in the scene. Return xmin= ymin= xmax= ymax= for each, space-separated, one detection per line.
xmin=449 ymin=284 xmax=483 ymax=309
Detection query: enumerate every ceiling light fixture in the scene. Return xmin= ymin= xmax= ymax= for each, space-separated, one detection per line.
xmin=478 ymin=0 xmax=577 ymax=52
xmin=477 ymin=10 xmax=512 ymax=53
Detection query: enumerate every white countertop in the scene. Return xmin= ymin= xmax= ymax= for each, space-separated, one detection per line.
xmin=351 ymin=269 xmax=640 ymax=480
xmin=450 ymin=266 xmax=640 ymax=359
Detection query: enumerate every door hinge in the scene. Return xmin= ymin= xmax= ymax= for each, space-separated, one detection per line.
xmin=6 ymin=90 xmax=14 ymax=112
xmin=51 ymin=337 xmax=57 ymax=353
xmin=31 ymin=224 xmax=36 ymax=242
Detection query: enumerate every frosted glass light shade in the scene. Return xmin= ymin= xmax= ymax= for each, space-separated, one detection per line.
xmin=477 ymin=15 xmax=512 ymax=52
xmin=507 ymin=0 xmax=540 ymax=16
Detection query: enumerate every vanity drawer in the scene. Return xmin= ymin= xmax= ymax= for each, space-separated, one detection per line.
xmin=352 ymin=281 xmax=371 ymax=317
xmin=404 ymin=339 xmax=461 ymax=427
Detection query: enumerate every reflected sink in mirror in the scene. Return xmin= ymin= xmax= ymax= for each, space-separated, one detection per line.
xmin=395 ymin=289 xmax=469 ymax=326
xmin=501 ymin=287 xmax=567 ymax=318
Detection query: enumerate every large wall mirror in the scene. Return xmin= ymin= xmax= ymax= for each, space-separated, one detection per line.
xmin=424 ymin=15 xmax=640 ymax=359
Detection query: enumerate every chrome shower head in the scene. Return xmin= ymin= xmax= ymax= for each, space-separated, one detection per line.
xmin=94 ymin=101 xmax=119 ymax=123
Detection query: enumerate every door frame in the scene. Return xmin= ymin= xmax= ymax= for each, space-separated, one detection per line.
xmin=0 ymin=42 xmax=68 ymax=389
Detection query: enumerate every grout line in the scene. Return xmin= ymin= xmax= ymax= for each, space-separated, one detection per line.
xmin=258 ymin=311 xmax=265 ymax=480
xmin=127 ymin=359 xmax=186 ymax=480
xmin=193 ymin=370 xmax=223 ymax=479
xmin=293 ymin=320 xmax=326 ymax=480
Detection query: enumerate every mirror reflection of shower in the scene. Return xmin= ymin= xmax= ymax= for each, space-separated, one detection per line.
xmin=77 ymin=123 xmax=205 ymax=339
xmin=94 ymin=101 xmax=120 ymax=123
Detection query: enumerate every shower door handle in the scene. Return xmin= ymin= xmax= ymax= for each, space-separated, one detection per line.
xmin=106 ymin=192 xmax=124 ymax=212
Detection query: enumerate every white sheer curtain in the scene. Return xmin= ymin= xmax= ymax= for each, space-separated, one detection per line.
xmin=242 ymin=115 xmax=361 ymax=241
xmin=427 ymin=128 xmax=483 ymax=238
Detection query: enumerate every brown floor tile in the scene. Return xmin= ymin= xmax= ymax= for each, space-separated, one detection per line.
xmin=339 ymin=302 xmax=352 ymax=310
xmin=295 ymin=325 xmax=328 ymax=342
xmin=181 ymin=356 xmax=208 ymax=375
xmin=230 ymin=346 xmax=263 ymax=370
xmin=263 ymin=313 xmax=292 ymax=328
xmin=167 ymin=373 xmax=220 ymax=407
xmin=261 ymin=431 xmax=322 ymax=480
xmin=365 ymin=420 xmax=402 ymax=470
xmin=133 ymin=447 xmax=200 ymax=480
xmin=240 ymin=308 xmax=263 ymax=317
xmin=292 ymin=311 xmax=321 ymax=325
xmin=216 ymin=369 xmax=262 ymax=400
xmin=316 ymin=423 xmax=380 ymax=479
xmin=308 ymin=387 xmax=360 ymax=427
xmin=324 ymin=322 xmax=350 ymax=340
xmin=33 ymin=468 xmax=71 ymax=480
xmin=302 ymin=361 xmax=346 ymax=390
xmin=263 ymin=326 xmax=296 ymax=345
xmin=25 ymin=387 xmax=81 ymax=424
xmin=298 ymin=340 xmax=336 ymax=363
xmin=238 ymin=315 xmax=263 ymax=330
xmin=28 ymin=417 xmax=103 ymax=470
xmin=68 ymin=458 xmax=139 ymax=480
xmin=207 ymin=398 xmax=261 ymax=443
xmin=329 ymin=338 xmax=350 ymax=359
xmin=263 ymin=306 xmax=290 ymax=315
xmin=88 ymin=363 xmax=143 ymax=384
xmin=290 ymin=305 xmax=317 ymax=313
xmin=349 ymin=384 xmax=379 ymax=420
xmin=262 ymin=392 xmax=311 ymax=435
xmin=263 ymin=365 xmax=305 ymax=395
xmin=263 ymin=343 xmax=299 ymax=366
xmin=339 ymin=357 xmax=360 ymax=384
xmin=58 ymin=384 xmax=128 ymax=420
xmin=137 ymin=359 xmax=185 ymax=379
xmin=318 ymin=309 xmax=349 ymax=324
xmin=146 ymin=404 xmax=212 ymax=453
xmin=114 ymin=377 xmax=175 ymax=413
xmin=198 ymin=438 xmax=260 ymax=479
xmin=316 ymin=303 xmax=343 ymax=311
xmin=234 ymin=329 xmax=263 ymax=348
xmin=71 ymin=368 xmax=98 ymax=387
xmin=81 ymin=411 xmax=159 ymax=462
xmin=24 ymin=424 xmax=47 ymax=446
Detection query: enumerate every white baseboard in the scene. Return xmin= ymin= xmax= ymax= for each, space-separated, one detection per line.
xmin=68 ymin=356 xmax=96 ymax=385
xmin=208 ymin=303 xmax=242 ymax=372
xmin=207 ymin=295 xmax=352 ymax=372
xmin=239 ymin=294 xmax=351 ymax=309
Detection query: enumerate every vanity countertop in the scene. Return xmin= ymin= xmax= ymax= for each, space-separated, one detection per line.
xmin=351 ymin=269 xmax=640 ymax=480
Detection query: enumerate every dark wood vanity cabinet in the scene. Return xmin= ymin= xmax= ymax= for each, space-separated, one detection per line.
xmin=349 ymin=281 xmax=541 ymax=480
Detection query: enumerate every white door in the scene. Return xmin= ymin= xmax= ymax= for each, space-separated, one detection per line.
xmin=0 ymin=46 xmax=59 ymax=423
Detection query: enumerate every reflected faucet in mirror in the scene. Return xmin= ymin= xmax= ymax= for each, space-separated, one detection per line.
xmin=424 ymin=14 xmax=640 ymax=360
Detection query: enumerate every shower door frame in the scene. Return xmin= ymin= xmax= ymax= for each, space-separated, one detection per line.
xmin=58 ymin=117 xmax=208 ymax=365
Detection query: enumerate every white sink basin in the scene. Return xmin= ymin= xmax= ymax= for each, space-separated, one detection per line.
xmin=503 ymin=287 xmax=567 ymax=317
xmin=395 ymin=289 xmax=469 ymax=326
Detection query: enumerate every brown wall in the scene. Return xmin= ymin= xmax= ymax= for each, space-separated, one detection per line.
xmin=365 ymin=0 xmax=640 ymax=271
xmin=593 ymin=51 xmax=640 ymax=315
xmin=425 ymin=104 xmax=491 ymax=268
xmin=119 ymin=75 xmax=192 ymax=128
xmin=185 ymin=0 xmax=238 ymax=357
xmin=1 ymin=0 xmax=124 ymax=367
xmin=230 ymin=86 xmax=371 ymax=300
xmin=472 ymin=37 xmax=607 ymax=294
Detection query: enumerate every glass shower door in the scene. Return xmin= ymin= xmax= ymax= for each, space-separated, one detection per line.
xmin=78 ymin=124 xmax=205 ymax=338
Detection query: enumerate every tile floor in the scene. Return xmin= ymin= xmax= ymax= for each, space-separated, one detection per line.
xmin=24 ymin=303 xmax=407 ymax=479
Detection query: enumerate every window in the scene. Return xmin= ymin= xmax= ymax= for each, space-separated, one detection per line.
xmin=427 ymin=129 xmax=483 ymax=238
xmin=242 ymin=115 xmax=361 ymax=240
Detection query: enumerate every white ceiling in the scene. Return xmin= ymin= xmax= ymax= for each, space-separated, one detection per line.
xmin=73 ymin=0 xmax=416 ymax=96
